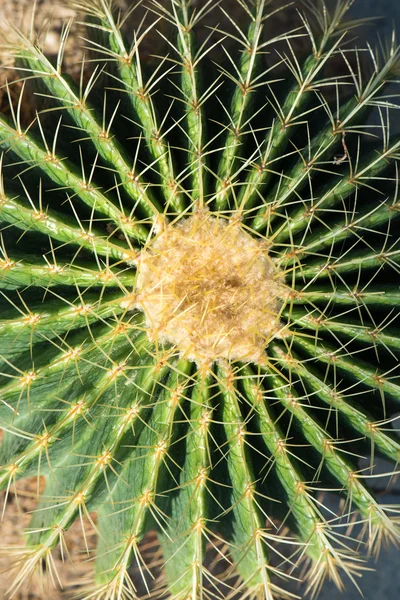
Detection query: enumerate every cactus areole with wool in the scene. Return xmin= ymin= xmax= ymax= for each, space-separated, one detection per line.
xmin=129 ymin=210 xmax=286 ymax=365
xmin=0 ymin=1 xmax=400 ymax=599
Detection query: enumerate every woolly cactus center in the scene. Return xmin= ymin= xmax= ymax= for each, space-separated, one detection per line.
xmin=133 ymin=210 xmax=283 ymax=364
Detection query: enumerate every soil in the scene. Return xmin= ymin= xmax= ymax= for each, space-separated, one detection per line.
xmin=0 ymin=474 xmax=97 ymax=599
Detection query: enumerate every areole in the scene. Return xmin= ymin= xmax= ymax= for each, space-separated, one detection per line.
xmin=124 ymin=209 xmax=287 ymax=365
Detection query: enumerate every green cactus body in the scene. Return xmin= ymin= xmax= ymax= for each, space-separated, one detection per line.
xmin=0 ymin=1 xmax=400 ymax=599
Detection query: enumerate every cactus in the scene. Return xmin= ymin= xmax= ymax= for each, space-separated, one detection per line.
xmin=1 ymin=0 xmax=400 ymax=598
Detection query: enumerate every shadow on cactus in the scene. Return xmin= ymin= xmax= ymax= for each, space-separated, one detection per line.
xmin=0 ymin=0 xmax=400 ymax=598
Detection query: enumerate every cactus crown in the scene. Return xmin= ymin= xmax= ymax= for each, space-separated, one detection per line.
xmin=130 ymin=209 xmax=286 ymax=365
xmin=0 ymin=1 xmax=400 ymax=599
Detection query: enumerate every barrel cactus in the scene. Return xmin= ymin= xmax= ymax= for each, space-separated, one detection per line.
xmin=1 ymin=0 xmax=400 ymax=598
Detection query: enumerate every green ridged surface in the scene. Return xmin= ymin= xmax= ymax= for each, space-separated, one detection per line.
xmin=1 ymin=1 xmax=400 ymax=599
